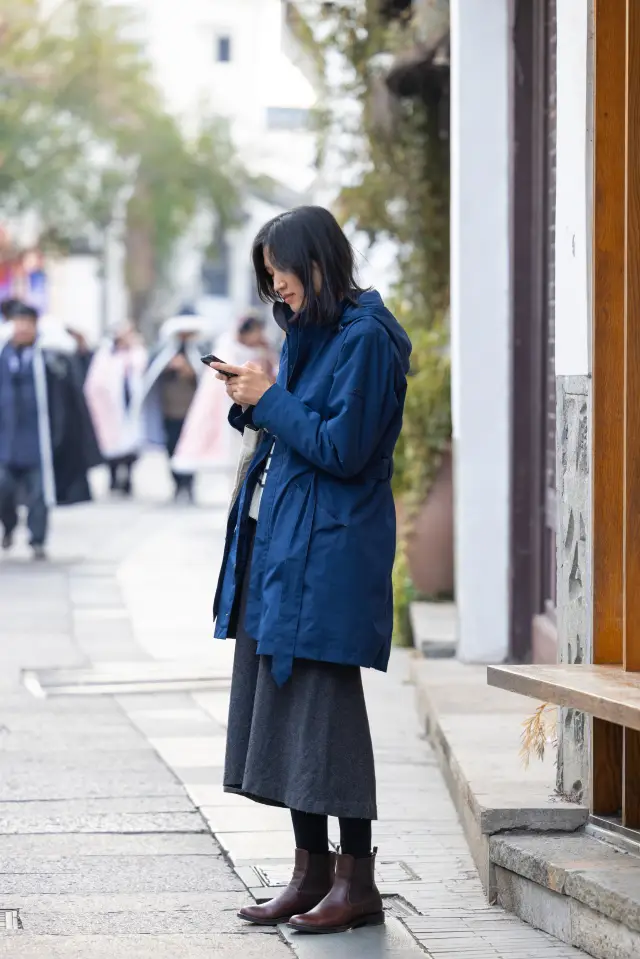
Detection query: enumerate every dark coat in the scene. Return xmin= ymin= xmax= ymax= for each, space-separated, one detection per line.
xmin=44 ymin=349 xmax=102 ymax=505
xmin=213 ymin=290 xmax=411 ymax=686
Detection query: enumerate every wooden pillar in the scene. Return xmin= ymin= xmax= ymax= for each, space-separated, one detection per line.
xmin=592 ymin=0 xmax=626 ymax=817
xmin=593 ymin=0 xmax=625 ymax=668
xmin=625 ymin=0 xmax=640 ymax=675
xmin=622 ymin=0 xmax=640 ymax=828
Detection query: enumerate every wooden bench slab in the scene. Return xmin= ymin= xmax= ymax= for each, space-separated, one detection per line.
xmin=487 ymin=664 xmax=640 ymax=732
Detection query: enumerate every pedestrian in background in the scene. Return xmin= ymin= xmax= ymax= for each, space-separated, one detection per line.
xmin=0 ymin=302 xmax=101 ymax=559
xmin=66 ymin=327 xmax=94 ymax=384
xmin=141 ymin=308 xmax=207 ymax=503
xmin=211 ymin=206 xmax=411 ymax=934
xmin=171 ymin=315 xmax=277 ymax=489
xmin=84 ymin=325 xmax=148 ymax=496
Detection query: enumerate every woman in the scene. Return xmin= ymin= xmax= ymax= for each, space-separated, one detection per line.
xmin=84 ymin=325 xmax=147 ymax=496
xmin=212 ymin=206 xmax=411 ymax=934
xmin=141 ymin=310 xmax=209 ymax=502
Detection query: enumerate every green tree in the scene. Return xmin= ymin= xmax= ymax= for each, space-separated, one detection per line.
xmin=0 ymin=0 xmax=243 ymax=319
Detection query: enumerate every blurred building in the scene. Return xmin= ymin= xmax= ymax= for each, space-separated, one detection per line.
xmin=129 ymin=0 xmax=319 ymax=334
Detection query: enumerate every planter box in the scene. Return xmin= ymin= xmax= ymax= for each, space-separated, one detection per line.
xmin=398 ymin=448 xmax=454 ymax=597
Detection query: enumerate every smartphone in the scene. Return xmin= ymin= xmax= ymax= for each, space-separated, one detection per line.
xmin=200 ymin=353 xmax=237 ymax=377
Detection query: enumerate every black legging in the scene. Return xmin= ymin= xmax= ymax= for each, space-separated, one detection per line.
xmin=290 ymin=809 xmax=372 ymax=859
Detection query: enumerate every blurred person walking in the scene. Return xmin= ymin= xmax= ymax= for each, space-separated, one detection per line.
xmin=0 ymin=302 xmax=101 ymax=560
xmin=66 ymin=327 xmax=94 ymax=384
xmin=172 ymin=316 xmax=277 ymax=489
xmin=141 ymin=307 xmax=208 ymax=503
xmin=84 ymin=326 xmax=148 ymax=496
xmin=211 ymin=207 xmax=411 ymax=934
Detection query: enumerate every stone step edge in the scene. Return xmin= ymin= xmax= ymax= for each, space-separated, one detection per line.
xmin=490 ymin=832 xmax=640 ymax=935
xmin=409 ymin=658 xmax=588 ymax=898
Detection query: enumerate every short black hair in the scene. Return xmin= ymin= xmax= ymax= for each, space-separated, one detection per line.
xmin=251 ymin=206 xmax=365 ymax=327
xmin=4 ymin=301 xmax=38 ymax=321
xmin=1 ymin=298 xmax=23 ymax=320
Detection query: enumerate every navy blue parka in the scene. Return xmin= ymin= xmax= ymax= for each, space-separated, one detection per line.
xmin=213 ymin=290 xmax=411 ymax=685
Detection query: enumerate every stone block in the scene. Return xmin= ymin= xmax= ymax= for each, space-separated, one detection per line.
xmin=495 ymin=866 xmax=572 ymax=942
xmin=571 ymin=897 xmax=640 ymax=959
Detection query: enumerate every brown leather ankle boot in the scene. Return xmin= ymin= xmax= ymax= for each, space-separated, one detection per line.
xmin=238 ymin=849 xmax=335 ymax=926
xmin=288 ymin=847 xmax=384 ymax=934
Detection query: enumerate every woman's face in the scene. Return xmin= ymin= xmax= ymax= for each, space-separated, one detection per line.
xmin=263 ymin=248 xmax=306 ymax=313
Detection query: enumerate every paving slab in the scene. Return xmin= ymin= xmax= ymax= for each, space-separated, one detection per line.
xmin=17 ymin=912 xmax=272 ymax=938
xmin=0 ymin=935 xmax=288 ymax=959
xmin=0 ymin=854 xmax=244 ymax=895
xmin=0 ymin=809 xmax=206 ymax=834
xmin=0 ymin=832 xmax=219 ymax=857
xmin=216 ymin=830 xmax=298 ymax=864
xmin=201 ymin=804 xmax=293 ymax=833
xmin=0 ymin=795 xmax=194 ymax=815
xmin=184 ymin=783 xmax=248 ymax=807
xmin=281 ymin=917 xmax=426 ymax=958
xmin=0 ymin=763 xmax=184 ymax=802
xmin=149 ymin=735 xmax=227 ymax=767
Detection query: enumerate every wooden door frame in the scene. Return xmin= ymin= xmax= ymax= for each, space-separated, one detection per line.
xmin=509 ymin=0 xmax=555 ymax=663
xmin=591 ymin=0 xmax=640 ymax=827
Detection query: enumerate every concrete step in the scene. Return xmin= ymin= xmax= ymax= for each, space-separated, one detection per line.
xmin=410 ymin=658 xmax=588 ymax=896
xmin=409 ymin=601 xmax=457 ymax=658
xmin=491 ymin=831 xmax=640 ymax=959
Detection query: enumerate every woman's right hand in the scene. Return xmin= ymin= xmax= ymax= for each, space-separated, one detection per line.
xmin=212 ymin=367 xmax=237 ymax=401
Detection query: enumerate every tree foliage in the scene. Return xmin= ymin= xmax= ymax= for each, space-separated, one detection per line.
xmin=313 ymin=1 xmax=452 ymax=639
xmin=0 ymin=0 xmax=243 ymax=317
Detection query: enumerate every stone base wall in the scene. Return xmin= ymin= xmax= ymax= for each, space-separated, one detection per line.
xmin=556 ymin=374 xmax=591 ymax=802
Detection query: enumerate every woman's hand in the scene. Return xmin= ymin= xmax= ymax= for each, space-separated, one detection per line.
xmin=212 ymin=361 xmax=275 ymax=406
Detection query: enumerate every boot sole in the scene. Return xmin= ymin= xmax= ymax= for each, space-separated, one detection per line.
xmin=238 ymin=912 xmax=292 ymax=926
xmin=288 ymin=911 xmax=385 ymax=934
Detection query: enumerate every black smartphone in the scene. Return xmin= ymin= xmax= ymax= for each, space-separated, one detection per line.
xmin=200 ymin=353 xmax=237 ymax=377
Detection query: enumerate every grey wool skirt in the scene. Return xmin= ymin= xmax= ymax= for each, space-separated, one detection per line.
xmin=223 ymin=525 xmax=377 ymax=820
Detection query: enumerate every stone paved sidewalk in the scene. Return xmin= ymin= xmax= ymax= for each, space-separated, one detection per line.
xmin=0 ymin=459 xmax=290 ymax=959
xmin=0 ymin=456 xmax=587 ymax=957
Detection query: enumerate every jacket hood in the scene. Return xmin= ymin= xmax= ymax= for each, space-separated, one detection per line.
xmin=273 ymin=290 xmax=412 ymax=373
xmin=342 ymin=290 xmax=412 ymax=374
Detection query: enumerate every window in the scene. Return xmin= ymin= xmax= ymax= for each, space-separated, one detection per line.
xmin=216 ymin=35 xmax=231 ymax=63
xmin=266 ymin=107 xmax=310 ymax=131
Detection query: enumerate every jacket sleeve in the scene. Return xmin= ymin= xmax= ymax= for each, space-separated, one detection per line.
xmin=252 ymin=323 xmax=400 ymax=478
xmin=228 ymin=403 xmax=256 ymax=433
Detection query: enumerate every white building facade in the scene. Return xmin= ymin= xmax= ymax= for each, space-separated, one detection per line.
xmin=134 ymin=0 xmax=319 ymax=334
xmin=39 ymin=0 xmax=319 ymax=343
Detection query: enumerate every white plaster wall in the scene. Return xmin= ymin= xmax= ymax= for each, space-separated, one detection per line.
xmin=48 ymin=256 xmax=101 ymax=345
xmin=555 ymin=0 xmax=592 ymax=377
xmin=450 ymin=0 xmax=510 ymax=663
xmin=132 ymin=0 xmax=317 ymax=194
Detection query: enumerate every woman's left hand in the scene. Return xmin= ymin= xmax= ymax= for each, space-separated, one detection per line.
xmin=212 ymin=361 xmax=275 ymax=406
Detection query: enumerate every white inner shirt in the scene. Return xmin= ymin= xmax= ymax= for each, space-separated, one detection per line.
xmin=248 ymin=441 xmax=275 ymax=520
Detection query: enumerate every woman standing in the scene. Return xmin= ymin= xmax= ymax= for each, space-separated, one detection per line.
xmin=212 ymin=206 xmax=411 ymax=934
